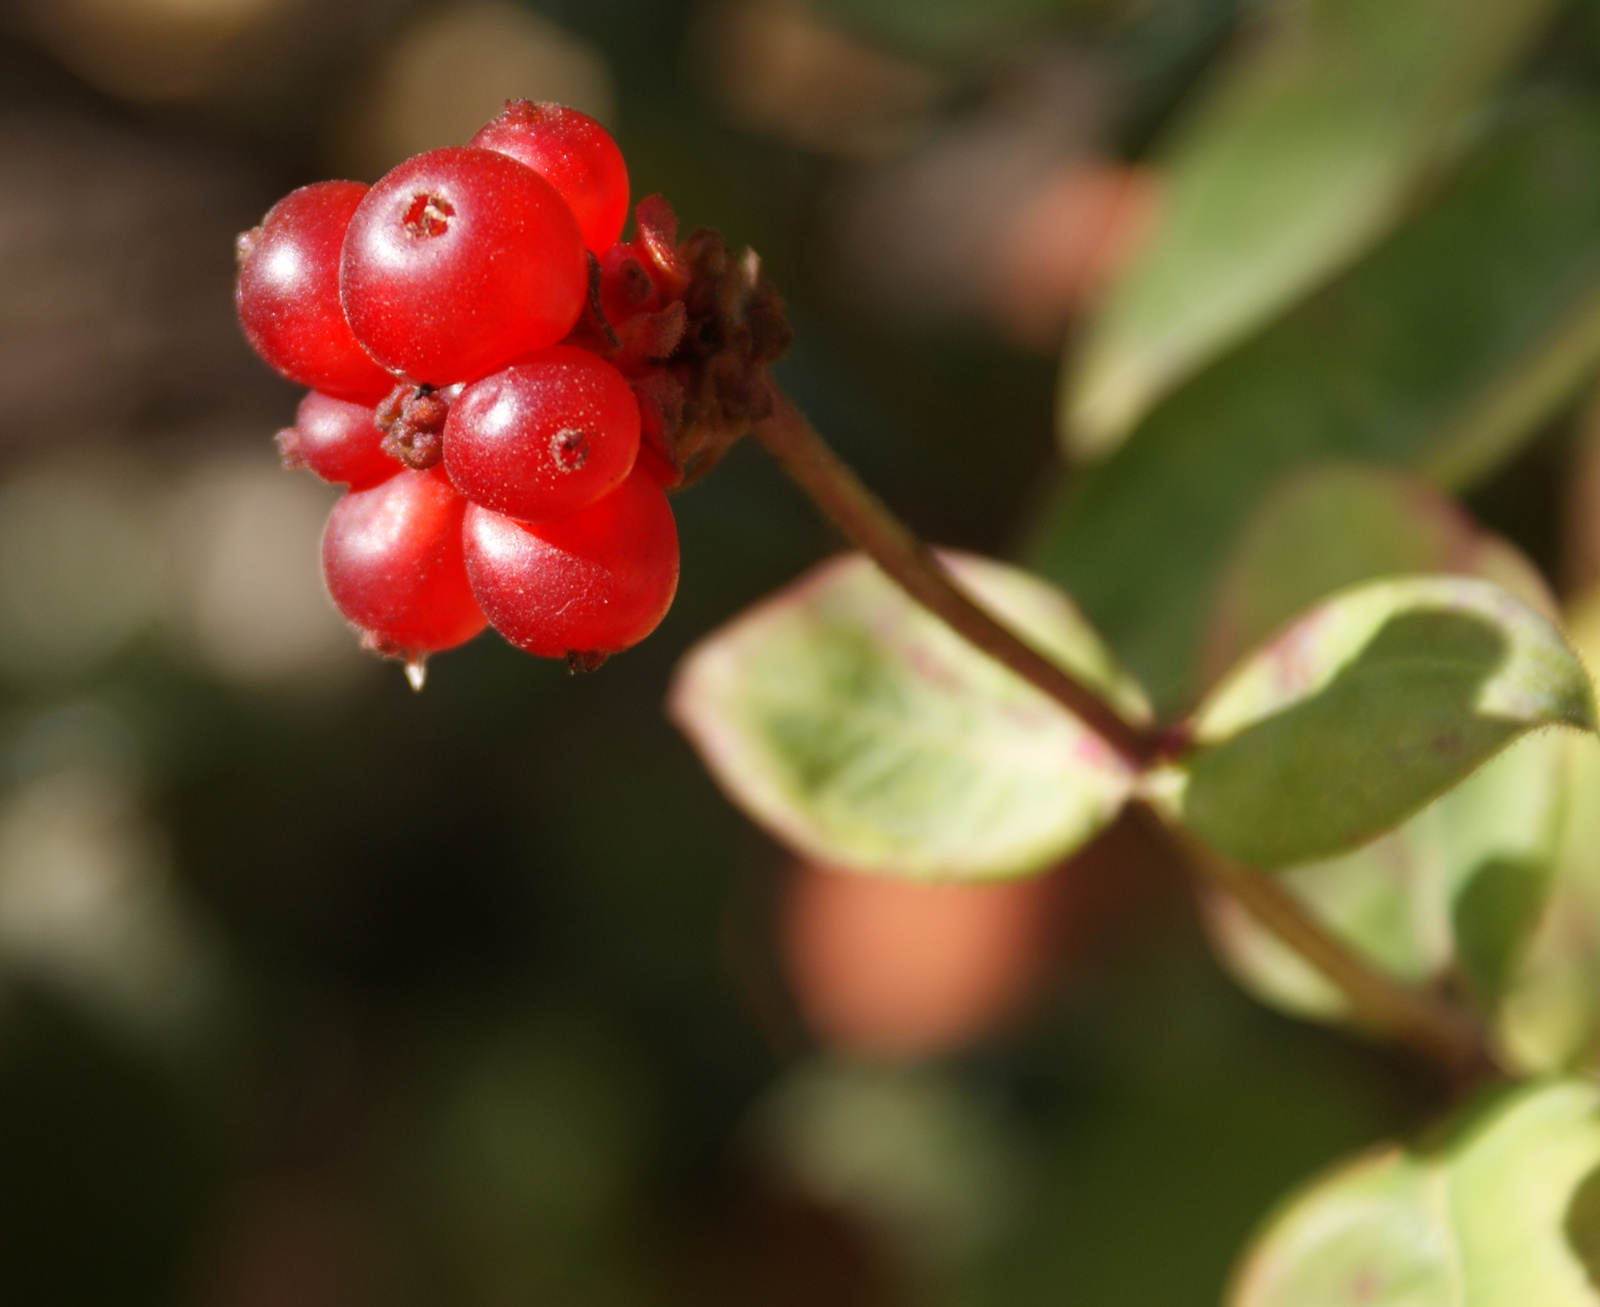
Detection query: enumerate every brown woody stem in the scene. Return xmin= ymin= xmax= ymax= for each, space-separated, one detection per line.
xmin=753 ymin=384 xmax=1152 ymax=767
xmin=753 ymin=381 xmax=1500 ymax=1081
xmin=1158 ymin=813 xmax=1497 ymax=1080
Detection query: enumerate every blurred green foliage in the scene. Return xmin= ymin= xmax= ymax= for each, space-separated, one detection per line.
xmin=1032 ymin=103 xmax=1600 ymax=711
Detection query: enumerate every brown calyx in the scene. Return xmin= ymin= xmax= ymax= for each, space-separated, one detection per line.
xmin=665 ymin=227 xmax=791 ymax=485
xmin=564 ymin=195 xmax=792 ymax=489
xmin=376 ymin=383 xmax=451 ymax=470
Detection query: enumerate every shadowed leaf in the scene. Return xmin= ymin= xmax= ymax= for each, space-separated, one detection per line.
xmin=1204 ymin=730 xmax=1570 ymax=1025
xmin=1034 ymin=107 xmax=1600 ymax=714
xmin=1064 ymin=0 xmax=1557 ymax=455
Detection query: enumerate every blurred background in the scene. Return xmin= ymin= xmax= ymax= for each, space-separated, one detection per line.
xmin=1 ymin=0 xmax=1598 ymax=1302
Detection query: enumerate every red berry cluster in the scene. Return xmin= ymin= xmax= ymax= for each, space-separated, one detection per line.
xmin=235 ymin=102 xmax=779 ymax=681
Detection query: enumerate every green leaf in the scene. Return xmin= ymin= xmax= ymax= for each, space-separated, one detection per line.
xmin=1202 ymin=463 xmax=1554 ymax=688
xmin=1500 ymin=595 xmax=1600 ymax=1073
xmin=1032 ymin=105 xmax=1600 ymax=714
xmin=1204 ymin=729 xmax=1571 ymax=1024
xmin=669 ymin=552 xmax=1147 ymax=881
xmin=1198 ymin=471 xmax=1570 ymax=1023
xmin=1164 ymin=576 xmax=1596 ymax=869
xmin=1064 ymin=0 xmax=1558 ymax=456
xmin=1230 ymin=1079 xmax=1600 ymax=1307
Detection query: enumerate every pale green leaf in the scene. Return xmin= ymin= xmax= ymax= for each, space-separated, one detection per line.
xmin=1166 ymin=576 xmax=1596 ymax=868
xmin=1204 ymin=730 xmax=1571 ymax=1024
xmin=1197 ymin=471 xmax=1571 ymax=1021
xmin=669 ymin=552 xmax=1146 ymax=881
xmin=1032 ymin=106 xmax=1600 ymax=714
xmin=1500 ymin=594 xmax=1600 ymax=1073
xmin=1202 ymin=463 xmax=1554 ymax=687
xmin=1065 ymin=0 xmax=1557 ymax=455
xmin=1230 ymin=1079 xmax=1600 ymax=1307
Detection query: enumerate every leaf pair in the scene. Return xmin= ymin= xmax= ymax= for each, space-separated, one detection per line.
xmin=672 ymin=540 xmax=1594 ymax=885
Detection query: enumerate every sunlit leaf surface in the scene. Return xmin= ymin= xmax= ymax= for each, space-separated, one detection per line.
xmin=1230 ymin=1079 xmax=1600 ymax=1307
xmin=1167 ymin=577 xmax=1595 ymax=869
xmin=670 ymin=552 xmax=1146 ymax=881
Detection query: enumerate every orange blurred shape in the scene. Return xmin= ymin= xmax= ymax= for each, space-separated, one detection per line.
xmin=988 ymin=163 xmax=1162 ymax=349
xmin=782 ymin=862 xmax=1054 ymax=1059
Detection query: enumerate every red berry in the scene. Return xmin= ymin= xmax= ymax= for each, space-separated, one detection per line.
xmin=443 ymin=346 xmax=640 ymax=522
xmin=339 ymin=147 xmax=587 ymax=386
xmin=322 ymin=468 xmax=486 ymax=660
xmin=462 ymin=468 xmax=678 ymax=658
xmin=470 ymin=101 xmax=629 ymax=255
xmin=236 ymin=182 xmax=395 ymax=403
xmin=278 ymin=390 xmax=394 ymax=489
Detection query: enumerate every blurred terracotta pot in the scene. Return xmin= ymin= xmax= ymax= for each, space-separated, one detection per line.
xmin=781 ymin=862 xmax=1056 ymax=1059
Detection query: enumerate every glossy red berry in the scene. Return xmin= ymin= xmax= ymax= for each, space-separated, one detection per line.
xmin=462 ymin=468 xmax=678 ymax=658
xmin=278 ymin=391 xmax=394 ymax=489
xmin=443 ymin=346 xmax=640 ymax=522
xmin=236 ymin=182 xmax=395 ymax=403
xmin=322 ymin=468 xmax=486 ymax=660
xmin=470 ymin=101 xmax=628 ymax=255
xmin=339 ymin=147 xmax=587 ymax=386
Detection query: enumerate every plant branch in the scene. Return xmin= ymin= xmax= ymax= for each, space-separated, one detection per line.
xmin=752 ymin=381 xmax=1497 ymax=1082
xmin=1156 ymin=810 xmax=1498 ymax=1081
xmin=753 ymin=384 xmax=1153 ymax=767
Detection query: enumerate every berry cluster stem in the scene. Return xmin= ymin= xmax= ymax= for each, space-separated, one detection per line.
xmin=754 ymin=384 xmax=1152 ymax=767
xmin=754 ymin=382 xmax=1499 ymax=1083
